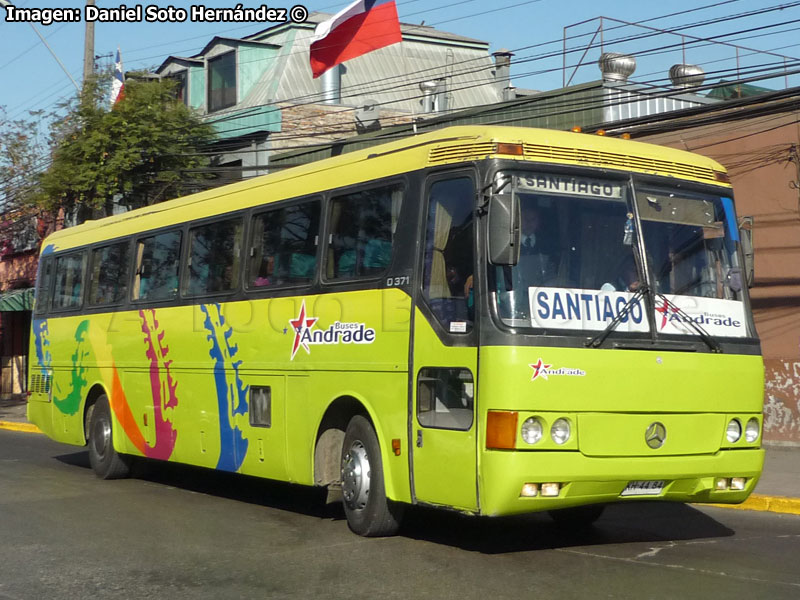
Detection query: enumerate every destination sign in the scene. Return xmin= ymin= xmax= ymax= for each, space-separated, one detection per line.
xmin=528 ymin=287 xmax=748 ymax=338
xmin=517 ymin=175 xmax=623 ymax=199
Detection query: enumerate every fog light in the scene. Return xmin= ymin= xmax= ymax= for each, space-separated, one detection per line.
xmin=520 ymin=483 xmax=539 ymax=497
xmin=745 ymin=418 xmax=760 ymax=443
xmin=731 ymin=477 xmax=747 ymax=491
xmin=715 ymin=478 xmax=730 ymax=490
xmin=521 ymin=417 xmax=543 ymax=445
xmin=726 ymin=419 xmax=742 ymax=443
xmin=541 ymin=482 xmax=561 ymax=497
xmin=551 ymin=418 xmax=571 ymax=445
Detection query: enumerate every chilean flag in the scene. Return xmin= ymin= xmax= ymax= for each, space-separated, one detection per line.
xmin=309 ymin=0 xmax=402 ymax=79
xmin=111 ymin=48 xmax=125 ymax=105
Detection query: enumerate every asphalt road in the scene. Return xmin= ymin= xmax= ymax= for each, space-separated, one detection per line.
xmin=2 ymin=429 xmax=800 ymax=600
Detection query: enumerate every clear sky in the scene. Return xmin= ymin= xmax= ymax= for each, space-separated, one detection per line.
xmin=1 ymin=0 xmax=799 ymax=125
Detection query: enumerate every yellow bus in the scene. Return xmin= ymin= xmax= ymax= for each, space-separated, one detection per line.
xmin=28 ymin=125 xmax=764 ymax=536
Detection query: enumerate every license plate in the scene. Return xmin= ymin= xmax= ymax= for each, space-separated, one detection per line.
xmin=620 ymin=480 xmax=665 ymax=497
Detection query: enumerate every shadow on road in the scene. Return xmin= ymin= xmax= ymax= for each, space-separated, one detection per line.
xmin=55 ymin=449 xmax=735 ymax=553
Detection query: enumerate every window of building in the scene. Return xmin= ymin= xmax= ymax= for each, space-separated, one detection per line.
xmin=167 ymin=70 xmax=188 ymax=104
xmin=207 ymin=52 xmax=236 ymax=112
xmin=184 ymin=218 xmax=243 ymax=296
xmin=422 ymin=177 xmax=475 ymax=332
xmin=89 ymin=242 xmax=131 ymax=305
xmin=52 ymin=252 xmax=86 ymax=310
xmin=326 ymin=184 xmax=403 ymax=280
xmin=248 ymin=201 xmax=320 ymax=288
xmin=133 ymin=231 xmax=182 ymax=301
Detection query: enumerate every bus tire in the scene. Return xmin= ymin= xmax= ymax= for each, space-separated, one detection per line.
xmin=88 ymin=395 xmax=131 ymax=480
xmin=548 ymin=504 xmax=605 ymax=528
xmin=340 ymin=415 xmax=403 ymax=537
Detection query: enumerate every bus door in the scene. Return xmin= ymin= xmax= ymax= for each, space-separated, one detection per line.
xmin=411 ymin=175 xmax=479 ymax=511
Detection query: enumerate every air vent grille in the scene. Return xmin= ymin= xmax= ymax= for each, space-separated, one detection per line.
xmin=523 ymin=143 xmax=717 ymax=182
xmin=428 ymin=142 xmax=497 ymax=164
xmin=30 ymin=372 xmax=52 ymax=395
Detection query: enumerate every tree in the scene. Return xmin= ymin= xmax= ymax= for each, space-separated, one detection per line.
xmin=0 ymin=108 xmax=46 ymax=213
xmin=39 ymin=74 xmax=216 ymax=221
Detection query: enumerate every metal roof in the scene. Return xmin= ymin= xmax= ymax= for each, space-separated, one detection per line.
xmin=236 ymin=22 xmax=501 ymax=113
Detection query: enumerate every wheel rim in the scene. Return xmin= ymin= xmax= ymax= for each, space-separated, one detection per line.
xmin=93 ymin=417 xmax=111 ymax=460
xmin=342 ymin=440 xmax=371 ymax=510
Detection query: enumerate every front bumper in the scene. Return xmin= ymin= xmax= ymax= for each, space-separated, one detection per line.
xmin=479 ymin=448 xmax=764 ymax=516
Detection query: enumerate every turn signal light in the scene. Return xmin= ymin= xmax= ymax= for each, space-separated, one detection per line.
xmin=486 ymin=410 xmax=518 ymax=449
xmin=496 ymin=143 xmax=524 ymax=156
xmin=714 ymin=170 xmax=731 ymax=184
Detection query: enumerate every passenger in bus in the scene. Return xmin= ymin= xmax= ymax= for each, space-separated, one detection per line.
xmin=253 ymin=256 xmax=274 ymax=286
xmin=601 ymin=255 xmax=641 ymax=292
xmin=518 ymin=204 xmax=557 ymax=285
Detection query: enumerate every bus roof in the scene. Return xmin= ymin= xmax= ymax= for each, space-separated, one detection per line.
xmin=42 ymin=125 xmax=728 ymax=253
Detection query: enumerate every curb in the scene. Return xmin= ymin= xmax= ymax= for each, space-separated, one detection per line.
xmin=0 ymin=420 xmax=41 ymax=434
xmin=708 ymin=493 xmax=800 ymax=516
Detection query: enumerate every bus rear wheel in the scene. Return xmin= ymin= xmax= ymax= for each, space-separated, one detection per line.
xmin=340 ymin=415 xmax=403 ymax=537
xmin=87 ymin=395 xmax=131 ymax=480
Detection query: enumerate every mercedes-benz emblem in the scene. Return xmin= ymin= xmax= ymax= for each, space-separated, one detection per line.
xmin=645 ymin=422 xmax=667 ymax=449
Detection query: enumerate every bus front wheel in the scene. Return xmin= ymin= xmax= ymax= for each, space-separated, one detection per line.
xmin=88 ymin=395 xmax=131 ymax=480
xmin=340 ymin=415 xmax=403 ymax=536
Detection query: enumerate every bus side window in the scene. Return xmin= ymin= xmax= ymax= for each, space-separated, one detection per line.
xmin=34 ymin=257 xmax=53 ymax=315
xmin=184 ymin=217 xmax=243 ymax=296
xmin=422 ymin=177 xmax=475 ymax=332
xmin=133 ymin=231 xmax=182 ymax=301
xmin=326 ymin=184 xmax=403 ymax=280
xmin=89 ymin=241 xmax=131 ymax=305
xmin=52 ymin=251 xmax=86 ymax=310
xmin=247 ymin=200 xmax=320 ymax=289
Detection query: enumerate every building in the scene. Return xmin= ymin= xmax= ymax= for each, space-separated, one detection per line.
xmin=0 ymin=210 xmax=39 ymax=399
xmin=155 ymin=13 xmax=509 ymax=180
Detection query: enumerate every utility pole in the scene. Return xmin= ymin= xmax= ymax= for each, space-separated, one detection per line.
xmin=83 ymin=0 xmax=96 ymax=85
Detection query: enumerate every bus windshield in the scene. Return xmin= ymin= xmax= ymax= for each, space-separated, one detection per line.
xmin=492 ymin=172 xmax=748 ymax=339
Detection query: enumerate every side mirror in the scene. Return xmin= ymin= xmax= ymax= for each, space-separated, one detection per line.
xmin=738 ymin=216 xmax=754 ymax=288
xmin=488 ymin=192 xmax=520 ymax=266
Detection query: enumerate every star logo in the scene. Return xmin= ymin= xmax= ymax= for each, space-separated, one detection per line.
xmin=529 ymin=358 xmax=552 ymax=381
xmin=289 ymin=300 xmax=318 ymax=360
xmin=655 ymin=299 xmax=672 ymax=329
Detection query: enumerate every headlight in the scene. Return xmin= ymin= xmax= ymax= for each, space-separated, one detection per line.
xmin=551 ymin=418 xmax=571 ymax=445
xmin=521 ymin=417 xmax=543 ymax=445
xmin=726 ymin=419 xmax=742 ymax=443
xmin=745 ymin=418 xmax=760 ymax=443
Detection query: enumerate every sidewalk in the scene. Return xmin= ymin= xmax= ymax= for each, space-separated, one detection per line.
xmin=1 ymin=396 xmax=798 ymax=509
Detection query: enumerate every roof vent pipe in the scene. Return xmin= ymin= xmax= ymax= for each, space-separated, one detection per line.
xmin=598 ymin=52 xmax=636 ymax=83
xmin=669 ymin=64 xmax=705 ymax=89
xmin=493 ymin=49 xmax=515 ymax=101
xmin=321 ymin=64 xmax=341 ymax=104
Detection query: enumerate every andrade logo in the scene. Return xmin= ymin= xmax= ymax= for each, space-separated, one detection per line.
xmin=289 ymin=300 xmax=376 ymax=360
xmin=529 ymin=358 xmax=586 ymax=381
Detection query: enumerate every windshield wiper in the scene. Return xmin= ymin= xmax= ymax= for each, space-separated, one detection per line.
xmin=586 ymin=285 xmax=649 ymax=348
xmin=654 ymin=293 xmax=722 ymax=353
